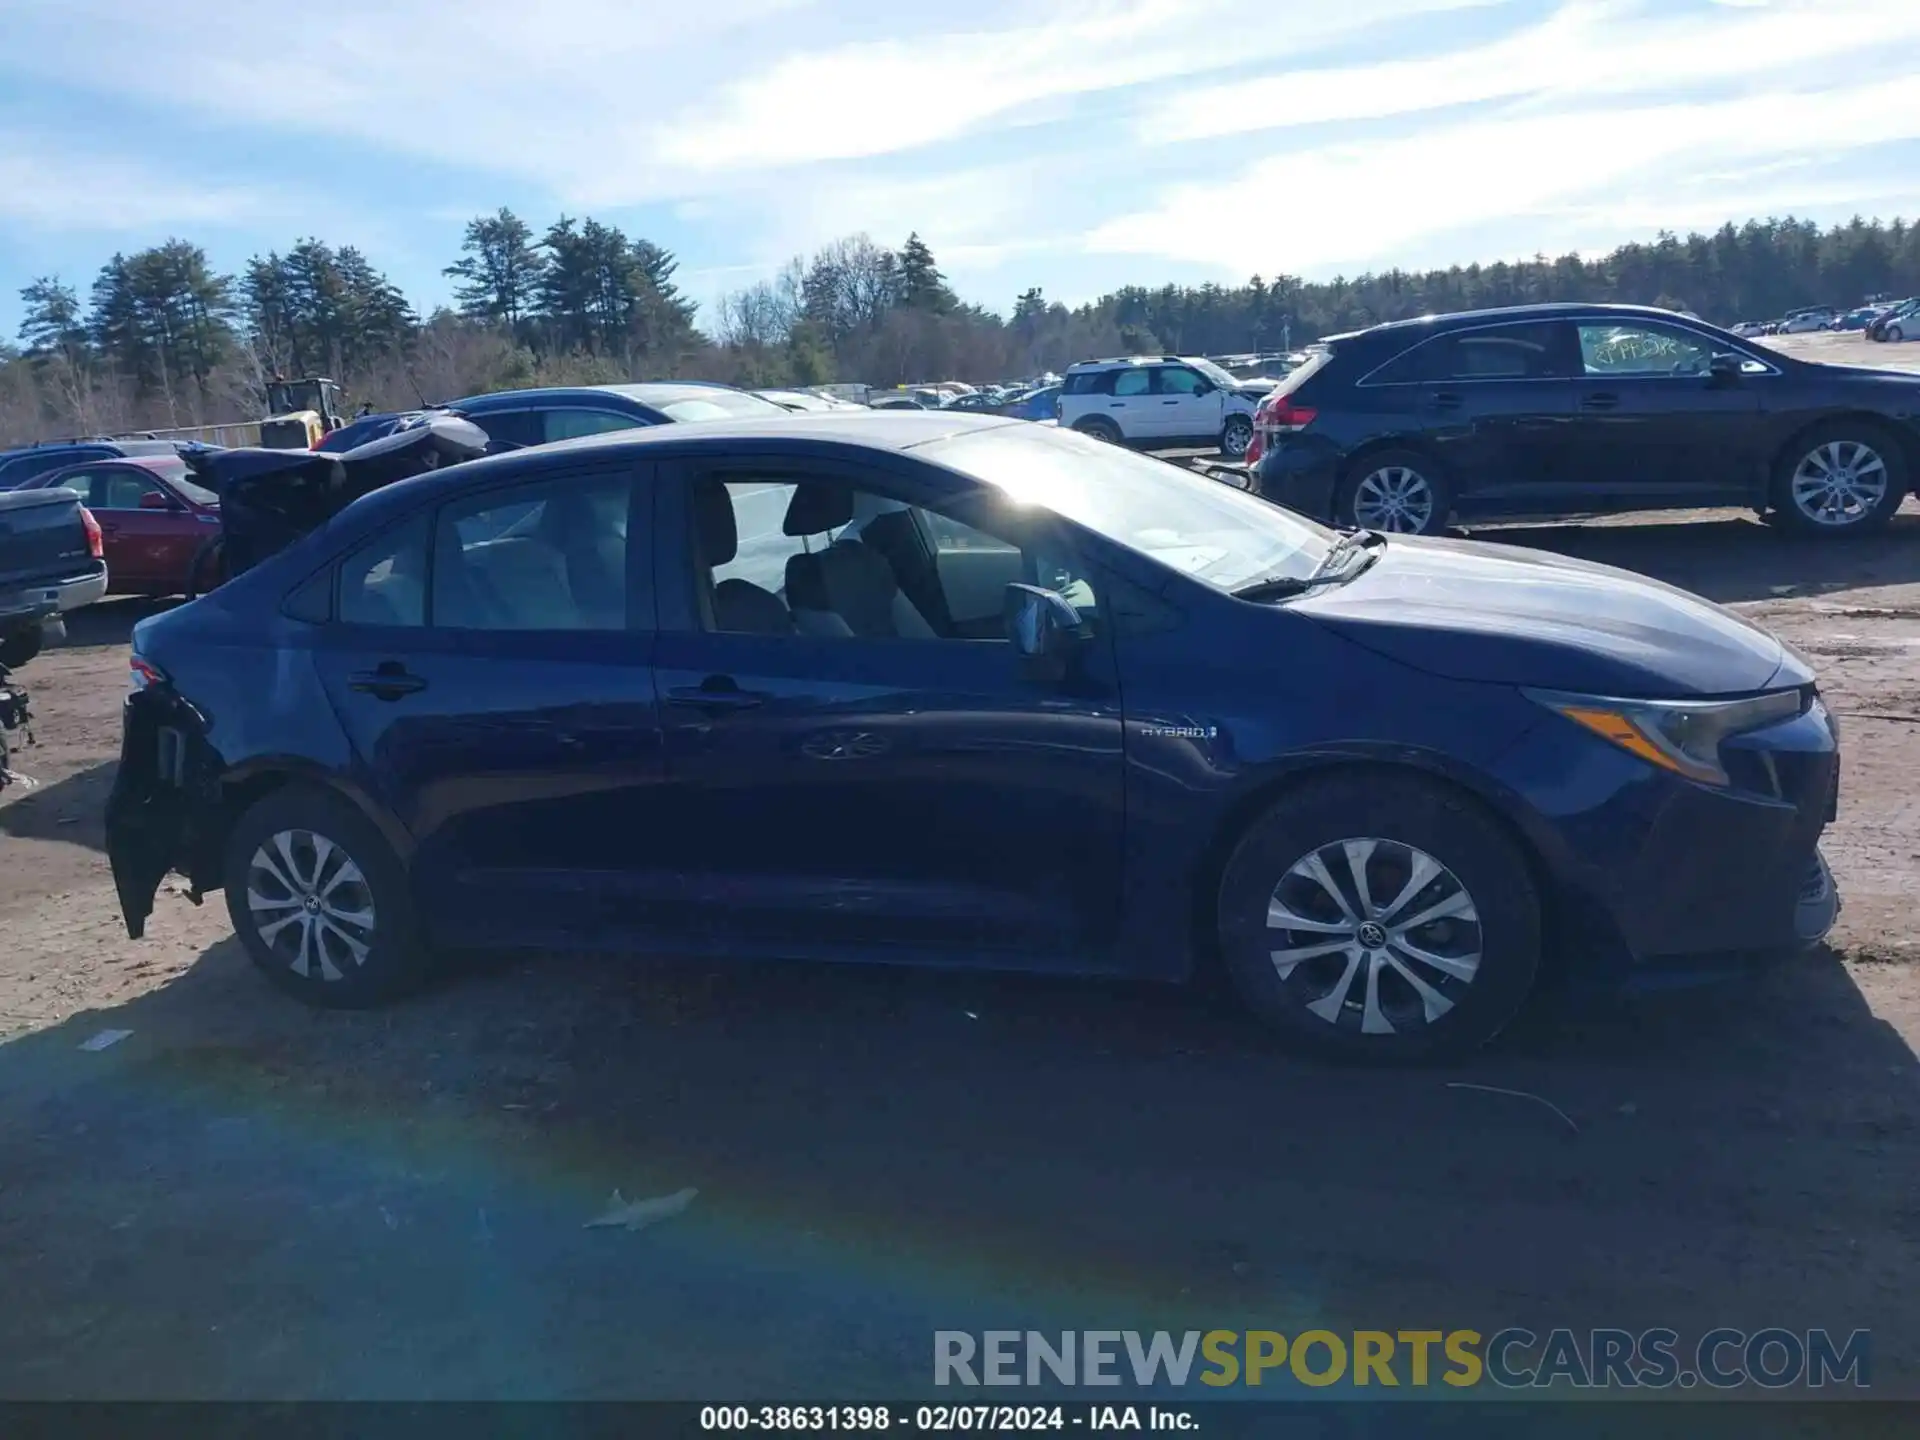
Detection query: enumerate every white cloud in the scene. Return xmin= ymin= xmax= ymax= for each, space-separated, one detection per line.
xmin=1088 ymin=75 xmax=1920 ymax=277
xmin=1135 ymin=0 xmax=1920 ymax=143
xmin=0 ymin=0 xmax=1496 ymax=209
xmin=0 ymin=140 xmax=284 ymax=231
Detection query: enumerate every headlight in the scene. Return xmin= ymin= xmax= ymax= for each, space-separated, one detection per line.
xmin=1525 ymin=687 xmax=1808 ymax=786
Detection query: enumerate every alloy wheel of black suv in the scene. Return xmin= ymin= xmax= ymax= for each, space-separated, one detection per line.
xmin=1768 ymin=422 xmax=1911 ymax=536
xmin=1337 ymin=449 xmax=1453 ymax=535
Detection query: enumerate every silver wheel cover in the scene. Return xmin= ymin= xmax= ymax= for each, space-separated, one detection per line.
xmin=247 ymin=828 xmax=378 ymax=982
xmin=1266 ymin=837 xmax=1482 ymax=1036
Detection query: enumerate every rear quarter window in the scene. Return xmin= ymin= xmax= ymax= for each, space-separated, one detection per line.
xmin=1064 ymin=371 xmax=1116 ymax=396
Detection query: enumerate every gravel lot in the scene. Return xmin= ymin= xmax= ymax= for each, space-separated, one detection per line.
xmin=3 ymin=337 xmax=1919 ymax=1401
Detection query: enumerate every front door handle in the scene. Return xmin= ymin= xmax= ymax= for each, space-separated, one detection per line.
xmin=1428 ymin=391 xmax=1464 ymax=411
xmin=669 ymin=677 xmax=767 ymax=710
xmin=348 ymin=661 xmax=427 ymax=700
xmin=1581 ymin=393 xmax=1621 ymax=411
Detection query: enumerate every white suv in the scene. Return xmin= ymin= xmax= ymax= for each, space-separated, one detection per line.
xmin=1056 ymin=355 xmax=1268 ymax=456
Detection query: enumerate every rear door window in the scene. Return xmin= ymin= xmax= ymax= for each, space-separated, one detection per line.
xmin=1110 ymin=369 xmax=1152 ymax=398
xmin=431 ymin=474 xmax=632 ymax=632
xmin=337 ymin=515 xmax=430 ymax=628
xmin=543 ymin=409 xmax=644 ymax=443
xmin=464 ymin=408 xmax=544 ymax=453
xmin=1367 ymin=323 xmax=1573 ymax=383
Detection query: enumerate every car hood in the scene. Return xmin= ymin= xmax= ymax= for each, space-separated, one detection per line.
xmin=1291 ymin=534 xmax=1794 ymax=697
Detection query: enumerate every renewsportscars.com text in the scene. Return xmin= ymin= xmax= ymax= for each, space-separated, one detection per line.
xmin=934 ymin=1328 xmax=1870 ymax=1390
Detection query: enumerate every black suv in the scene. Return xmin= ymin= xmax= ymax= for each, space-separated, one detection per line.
xmin=1251 ymin=303 xmax=1920 ymax=537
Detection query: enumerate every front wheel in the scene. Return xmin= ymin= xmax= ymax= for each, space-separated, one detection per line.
xmin=1769 ymin=424 xmax=1909 ymax=536
xmin=1216 ymin=772 xmax=1541 ymax=1063
xmin=1220 ymin=414 xmax=1254 ymax=458
xmin=224 ymin=785 xmax=429 ymax=1008
xmin=1337 ymin=450 xmax=1452 ymax=535
xmin=1889 ymin=324 xmax=1908 ymax=343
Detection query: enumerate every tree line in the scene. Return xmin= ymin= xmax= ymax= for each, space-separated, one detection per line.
xmin=6 ymin=210 xmax=1920 ymax=445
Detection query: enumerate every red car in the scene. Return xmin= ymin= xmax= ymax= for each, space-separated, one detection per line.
xmin=21 ymin=454 xmax=224 ymax=597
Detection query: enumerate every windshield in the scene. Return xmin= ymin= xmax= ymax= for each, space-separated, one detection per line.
xmin=1187 ymin=357 xmax=1240 ymax=388
xmin=919 ymin=422 xmax=1334 ymax=592
xmin=150 ymin=458 xmax=219 ymax=505
xmin=617 ymin=385 xmax=787 ymax=422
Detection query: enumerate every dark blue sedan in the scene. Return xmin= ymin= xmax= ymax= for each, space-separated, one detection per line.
xmin=104 ymin=414 xmax=1840 ymax=1062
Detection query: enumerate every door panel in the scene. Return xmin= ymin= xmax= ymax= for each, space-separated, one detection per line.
xmin=648 ymin=631 xmax=1124 ymax=958
xmin=307 ymin=468 xmax=668 ymax=949
xmin=1563 ymin=322 xmax=1765 ymax=505
xmin=648 ymin=461 xmax=1128 ymax=962
xmin=1392 ymin=322 xmax=1578 ymax=516
xmin=84 ymin=468 xmax=190 ymax=591
xmin=1105 ymin=368 xmax=1158 ymax=438
xmin=1152 ymin=366 xmax=1220 ymax=441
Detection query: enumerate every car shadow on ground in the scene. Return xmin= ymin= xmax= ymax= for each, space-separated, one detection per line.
xmin=1466 ymin=509 xmax=1920 ymax=605
xmin=57 ymin=596 xmax=179 ymax=651
xmin=0 ymin=760 xmax=114 ymax=850
xmin=2 ymin=930 xmax=1916 ymax=1398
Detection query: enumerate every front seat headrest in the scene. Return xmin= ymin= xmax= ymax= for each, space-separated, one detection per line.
xmin=692 ymin=480 xmax=738 ymax=565
xmin=783 ymin=482 xmax=854 ymax=536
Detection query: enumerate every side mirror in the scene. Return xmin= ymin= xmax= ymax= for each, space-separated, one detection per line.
xmin=1004 ymin=582 xmax=1089 ymax=679
xmin=138 ymin=490 xmax=180 ymax=510
xmin=1707 ymin=353 xmax=1744 ymax=380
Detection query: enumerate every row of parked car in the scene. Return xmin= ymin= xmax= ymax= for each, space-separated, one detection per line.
xmin=1730 ymin=298 xmax=1920 ymax=341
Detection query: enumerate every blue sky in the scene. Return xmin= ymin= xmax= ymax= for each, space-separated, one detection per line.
xmin=3 ymin=0 xmax=1919 ymax=338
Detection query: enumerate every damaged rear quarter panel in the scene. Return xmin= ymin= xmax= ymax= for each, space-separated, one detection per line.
xmin=107 ymin=604 xmax=371 ymax=938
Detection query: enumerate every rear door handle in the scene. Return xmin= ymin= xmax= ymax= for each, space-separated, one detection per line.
xmin=348 ymin=663 xmax=427 ymax=700
xmin=1582 ymin=393 xmax=1620 ymax=411
xmin=669 ymin=678 xmax=767 ymax=710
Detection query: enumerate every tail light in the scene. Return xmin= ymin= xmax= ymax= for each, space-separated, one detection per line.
xmin=80 ymin=505 xmax=104 ymax=559
xmin=1256 ymin=395 xmax=1317 ymax=432
xmin=1245 ymin=433 xmax=1266 ymax=466
xmin=129 ymin=656 xmax=167 ymax=693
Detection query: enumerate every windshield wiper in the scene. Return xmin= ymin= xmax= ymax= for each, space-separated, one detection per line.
xmin=1231 ymin=529 xmax=1386 ymax=602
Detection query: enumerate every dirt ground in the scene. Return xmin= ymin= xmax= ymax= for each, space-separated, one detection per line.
xmin=3 ymin=370 xmax=1920 ymax=1401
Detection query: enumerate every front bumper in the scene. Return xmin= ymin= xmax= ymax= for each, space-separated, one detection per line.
xmin=1496 ymin=696 xmax=1841 ymax=989
xmin=1251 ymin=435 xmax=1342 ymax=521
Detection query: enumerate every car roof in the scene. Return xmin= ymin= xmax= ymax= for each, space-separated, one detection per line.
xmin=1065 ymin=355 xmax=1203 ymax=371
xmin=446 ymin=381 xmax=742 ymax=410
xmin=1319 ymin=302 xmax=1741 ymax=345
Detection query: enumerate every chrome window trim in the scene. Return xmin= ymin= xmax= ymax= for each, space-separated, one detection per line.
xmin=1355 ymin=316 xmax=1782 ymax=387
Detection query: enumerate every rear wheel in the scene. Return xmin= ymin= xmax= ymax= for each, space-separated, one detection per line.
xmin=0 ymin=624 xmax=44 ymax=670
xmin=1769 ymin=423 xmax=1909 ymax=536
xmin=1073 ymin=417 xmax=1122 ymax=444
xmin=1337 ymin=450 xmax=1452 ymax=535
xmin=1216 ymin=772 xmax=1541 ymax=1063
xmin=223 ymin=785 xmax=429 ymax=1008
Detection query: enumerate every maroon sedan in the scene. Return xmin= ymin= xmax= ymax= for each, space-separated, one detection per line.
xmin=22 ymin=454 xmax=224 ymax=597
